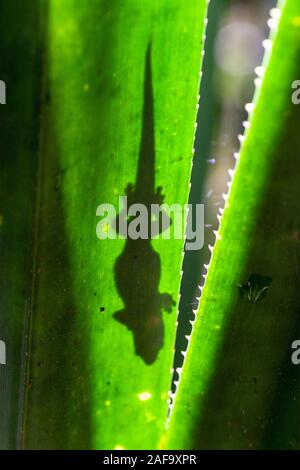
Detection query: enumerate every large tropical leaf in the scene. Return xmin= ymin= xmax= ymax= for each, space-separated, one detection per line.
xmin=0 ymin=0 xmax=208 ymax=450
xmin=167 ymin=0 xmax=300 ymax=449
xmin=0 ymin=0 xmax=44 ymax=449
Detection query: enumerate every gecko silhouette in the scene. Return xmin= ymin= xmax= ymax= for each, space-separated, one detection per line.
xmin=113 ymin=44 xmax=175 ymax=365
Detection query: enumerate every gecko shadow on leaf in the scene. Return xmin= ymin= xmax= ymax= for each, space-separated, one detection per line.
xmin=113 ymin=44 xmax=175 ymax=365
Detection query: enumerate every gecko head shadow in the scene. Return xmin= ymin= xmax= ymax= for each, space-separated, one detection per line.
xmin=113 ymin=236 xmax=175 ymax=364
xmin=112 ymin=44 xmax=175 ymax=364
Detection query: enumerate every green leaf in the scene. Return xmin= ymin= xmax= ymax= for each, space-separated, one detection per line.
xmin=0 ymin=0 xmax=208 ymax=449
xmin=166 ymin=0 xmax=300 ymax=449
xmin=0 ymin=0 xmax=44 ymax=449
